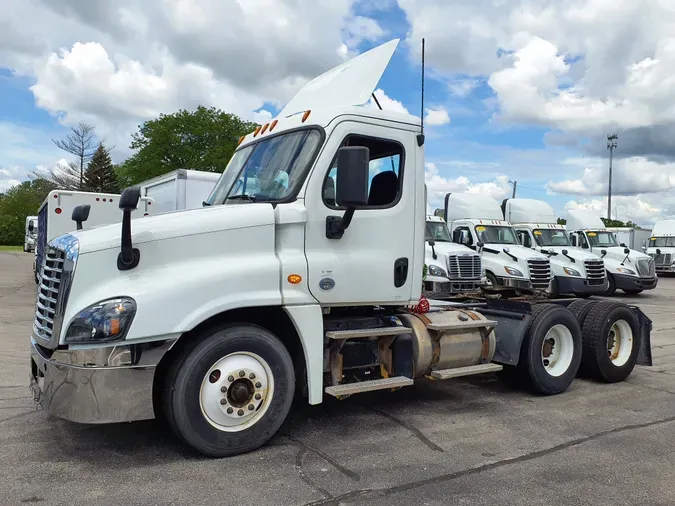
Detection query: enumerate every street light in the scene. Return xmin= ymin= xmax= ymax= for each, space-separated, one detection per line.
xmin=607 ymin=134 xmax=618 ymax=221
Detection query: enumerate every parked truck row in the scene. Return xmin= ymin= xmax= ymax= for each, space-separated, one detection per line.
xmin=29 ymin=39 xmax=654 ymax=458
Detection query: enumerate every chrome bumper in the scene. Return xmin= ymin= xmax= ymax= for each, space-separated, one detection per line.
xmin=30 ymin=337 xmax=176 ymax=424
xmin=423 ymin=279 xmax=482 ymax=293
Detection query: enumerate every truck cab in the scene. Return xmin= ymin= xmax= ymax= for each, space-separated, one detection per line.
xmin=566 ymin=210 xmax=657 ymax=295
xmin=24 ymin=215 xmax=37 ymax=253
xmin=424 ymin=215 xmax=484 ymax=294
xmin=503 ymin=198 xmax=607 ymax=297
xmin=646 ymin=219 xmax=675 ymax=273
xmin=444 ymin=193 xmax=552 ymax=292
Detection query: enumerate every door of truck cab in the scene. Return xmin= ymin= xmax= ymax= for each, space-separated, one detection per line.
xmin=303 ymin=121 xmax=419 ymax=304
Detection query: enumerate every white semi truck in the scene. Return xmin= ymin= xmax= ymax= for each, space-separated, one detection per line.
xmin=24 ymin=215 xmax=38 ymax=252
xmin=646 ymin=219 xmax=675 ymax=273
xmin=443 ymin=193 xmax=553 ymax=292
xmin=29 ymin=40 xmax=653 ymax=457
xmin=566 ymin=210 xmax=657 ymax=295
xmin=139 ymin=169 xmax=220 ymax=214
xmin=503 ymin=199 xmax=607 ymax=297
xmin=424 ymin=215 xmax=484 ymax=295
xmin=33 ymin=190 xmax=153 ymax=283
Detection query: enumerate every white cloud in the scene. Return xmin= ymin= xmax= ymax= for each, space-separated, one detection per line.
xmin=425 ymin=162 xmax=512 ymax=210
xmin=448 ymin=78 xmax=480 ymax=97
xmin=369 ymin=88 xmax=410 ymax=115
xmin=564 ymin=196 xmax=670 ymax=227
xmin=424 ymin=107 xmax=450 ymax=126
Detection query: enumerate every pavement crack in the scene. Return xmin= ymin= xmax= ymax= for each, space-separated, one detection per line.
xmin=294 ymin=447 xmax=334 ymax=500
xmin=367 ymin=408 xmax=444 ymax=453
xmin=0 ymin=284 xmax=26 ymax=300
xmin=303 ymin=415 xmax=675 ymax=506
xmin=283 ymin=434 xmax=360 ymax=482
xmin=0 ymin=411 xmax=35 ymax=424
xmin=625 ymin=381 xmax=675 ymax=396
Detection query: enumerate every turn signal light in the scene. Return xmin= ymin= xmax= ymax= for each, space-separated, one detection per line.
xmin=302 ymin=110 xmax=311 ymax=122
xmin=287 ymin=274 xmax=302 ymax=284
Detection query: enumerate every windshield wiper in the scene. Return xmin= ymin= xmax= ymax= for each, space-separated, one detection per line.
xmin=227 ymin=194 xmax=257 ymax=202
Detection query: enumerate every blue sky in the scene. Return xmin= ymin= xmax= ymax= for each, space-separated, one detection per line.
xmin=1 ymin=0 xmax=674 ymax=226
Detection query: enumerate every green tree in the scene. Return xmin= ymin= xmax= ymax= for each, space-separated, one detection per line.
xmin=85 ymin=144 xmax=119 ymax=193
xmin=557 ymin=218 xmax=566 ymax=225
xmin=117 ymin=106 xmax=259 ymax=185
xmin=0 ymin=179 xmax=55 ymax=245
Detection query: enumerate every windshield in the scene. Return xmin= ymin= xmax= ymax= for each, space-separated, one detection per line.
xmin=649 ymin=237 xmax=675 ymax=247
xmin=425 ymin=221 xmax=451 ymax=242
xmin=475 ymin=225 xmax=519 ymax=245
xmin=205 ymin=129 xmax=322 ymax=205
xmin=534 ymin=229 xmax=571 ymax=247
xmin=587 ymin=231 xmax=618 ymax=247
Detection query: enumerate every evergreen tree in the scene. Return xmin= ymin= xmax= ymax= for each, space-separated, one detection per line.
xmin=85 ymin=144 xmax=120 ymax=193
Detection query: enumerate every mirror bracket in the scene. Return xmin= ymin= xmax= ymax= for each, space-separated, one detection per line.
xmin=326 ymin=209 xmax=355 ymax=240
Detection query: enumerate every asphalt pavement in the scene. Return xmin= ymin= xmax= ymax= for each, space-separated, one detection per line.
xmin=2 ymin=250 xmax=675 ymax=505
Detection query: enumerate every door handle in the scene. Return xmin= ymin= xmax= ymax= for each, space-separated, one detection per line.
xmin=394 ymin=257 xmax=409 ymax=288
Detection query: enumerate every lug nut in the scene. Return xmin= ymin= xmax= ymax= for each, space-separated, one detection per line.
xmin=220 ymin=399 xmax=227 ymax=405
xmin=255 ymin=382 xmax=262 ymax=388
xmin=227 ymin=407 xmax=234 ymax=414
xmin=239 ymin=370 xmax=246 ymax=377
xmin=220 ymin=386 xmax=227 ymax=393
xmin=255 ymin=394 xmax=261 ymax=400
xmin=248 ymin=404 xmax=254 ymax=411
xmin=249 ymin=373 xmax=256 ymax=380
xmin=237 ymin=409 xmax=245 ymax=416
xmin=228 ymin=375 xmax=234 ymax=382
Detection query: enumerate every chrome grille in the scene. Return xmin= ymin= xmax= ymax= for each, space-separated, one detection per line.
xmin=583 ymin=259 xmax=606 ymax=285
xmin=650 ymin=252 xmax=672 ymax=265
xmin=446 ymin=254 xmax=482 ymax=280
xmin=32 ymin=236 xmax=77 ymax=348
xmin=527 ymin=259 xmax=552 ymax=289
xmin=636 ymin=258 xmax=655 ymax=278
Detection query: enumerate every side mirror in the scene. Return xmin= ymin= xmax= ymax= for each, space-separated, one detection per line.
xmin=428 ymin=239 xmax=436 ymax=247
xmin=620 ymin=243 xmax=627 ymax=247
xmin=601 ymin=249 xmax=607 ymax=257
xmin=335 ymin=146 xmax=369 ymax=208
xmin=117 ymin=187 xmax=142 ymax=270
xmin=120 ymin=187 xmax=141 ymax=210
xmin=28 ymin=222 xmax=34 ymax=232
xmin=503 ymin=247 xmax=510 ymax=253
xmin=562 ymin=249 xmax=568 ymax=255
xmin=657 ymin=248 xmax=662 ymax=255
xmin=624 ymin=248 xmax=630 ymax=255
xmin=71 ymin=205 xmax=91 ymax=231
xmin=476 ymin=241 xmax=484 ymax=251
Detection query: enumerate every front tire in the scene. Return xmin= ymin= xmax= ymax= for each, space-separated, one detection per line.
xmin=164 ymin=324 xmax=295 ymax=457
xmin=602 ymin=272 xmax=616 ymax=296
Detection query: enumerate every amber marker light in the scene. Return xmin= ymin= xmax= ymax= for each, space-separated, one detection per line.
xmin=287 ymin=274 xmax=302 ymax=284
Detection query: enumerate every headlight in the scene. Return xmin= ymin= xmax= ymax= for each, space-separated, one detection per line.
xmin=427 ymin=265 xmax=447 ymax=277
xmin=504 ymin=266 xmax=524 ymax=277
xmin=616 ymin=267 xmax=636 ymax=275
xmin=65 ymin=297 xmax=137 ymax=343
xmin=563 ymin=267 xmax=581 ymax=276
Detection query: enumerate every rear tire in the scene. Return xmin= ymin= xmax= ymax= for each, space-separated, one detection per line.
xmin=602 ymin=273 xmax=616 ymax=296
xmin=579 ymin=302 xmax=640 ymax=383
xmin=516 ymin=304 xmax=582 ymax=395
xmin=567 ymin=299 xmax=596 ymax=327
xmin=164 ymin=323 xmax=295 ymax=457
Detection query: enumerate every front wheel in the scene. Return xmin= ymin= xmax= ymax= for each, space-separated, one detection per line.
xmin=163 ymin=324 xmax=295 ymax=457
xmin=486 ymin=271 xmax=499 ymax=287
xmin=602 ymin=272 xmax=616 ymax=296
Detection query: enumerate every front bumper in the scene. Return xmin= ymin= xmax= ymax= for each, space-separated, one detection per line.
xmin=424 ymin=278 xmax=482 ymax=294
xmin=29 ymin=337 xmax=176 ymax=424
xmin=555 ymin=275 xmax=608 ymax=295
xmin=655 ymin=264 xmax=675 ymax=273
xmin=613 ymin=273 xmax=658 ymax=291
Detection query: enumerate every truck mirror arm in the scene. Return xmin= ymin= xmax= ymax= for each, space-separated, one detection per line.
xmin=325 ymin=209 xmax=355 ymax=240
xmin=601 ymin=249 xmax=607 ymax=258
xmin=560 ymin=249 xmax=575 ymax=263
xmin=503 ymin=248 xmax=518 ymax=262
xmin=428 ymin=240 xmax=437 ymax=260
xmin=117 ymin=187 xmax=141 ymax=271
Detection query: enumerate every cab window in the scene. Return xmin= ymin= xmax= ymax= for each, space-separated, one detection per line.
xmin=323 ymin=135 xmax=404 ymax=209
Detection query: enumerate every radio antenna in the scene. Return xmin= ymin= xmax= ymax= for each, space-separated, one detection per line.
xmin=417 ymin=38 xmax=426 ymax=147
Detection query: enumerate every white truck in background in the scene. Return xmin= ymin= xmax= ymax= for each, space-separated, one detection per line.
xmin=139 ymin=169 xmax=220 ymax=214
xmin=33 ymin=190 xmax=153 ymax=283
xmin=503 ymin=199 xmax=607 ymax=297
xmin=443 ymin=193 xmax=553 ymax=292
xmin=424 ymin=215 xmax=484 ymax=295
xmin=605 ymin=227 xmax=652 ymax=252
xmin=566 ymin=210 xmax=657 ymax=295
xmin=646 ymin=219 xmax=675 ymax=273
xmin=29 ymin=39 xmax=653 ymax=458
xmin=24 ymin=215 xmax=38 ymax=252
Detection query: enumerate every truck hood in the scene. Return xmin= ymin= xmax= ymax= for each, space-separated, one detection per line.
xmin=538 ymin=246 xmax=599 ymax=262
xmin=483 ymin=244 xmax=548 ymax=261
xmin=68 ymin=204 xmax=275 ymax=254
xmin=426 ymin=241 xmax=477 ymax=257
xmin=595 ymin=246 xmax=650 ymax=262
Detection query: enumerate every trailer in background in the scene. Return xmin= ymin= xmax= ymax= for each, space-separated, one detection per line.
xmin=139 ymin=169 xmax=220 ymax=214
xmin=605 ymin=227 xmax=652 ymax=251
xmin=24 ymin=215 xmax=38 ymax=252
xmin=34 ymin=190 xmax=153 ymax=283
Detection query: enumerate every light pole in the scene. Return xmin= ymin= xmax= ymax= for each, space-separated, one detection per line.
xmin=508 ymin=180 xmax=517 ymax=198
xmin=607 ymin=134 xmax=618 ymax=221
